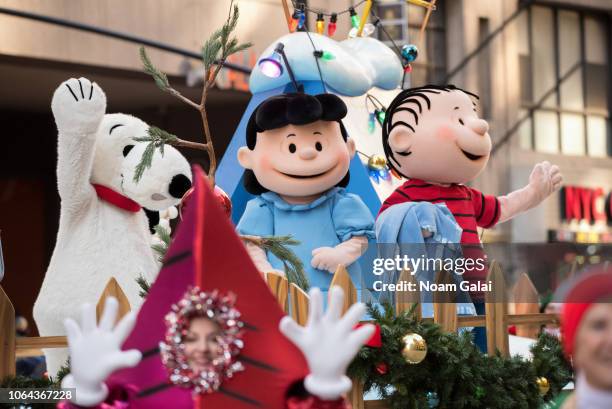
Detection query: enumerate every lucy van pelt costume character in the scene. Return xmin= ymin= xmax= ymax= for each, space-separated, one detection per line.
xmin=379 ymin=85 xmax=563 ymax=299
xmin=236 ymin=93 xmax=375 ymax=290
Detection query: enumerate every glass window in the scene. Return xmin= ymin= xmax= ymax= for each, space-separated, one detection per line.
xmin=587 ymin=116 xmax=609 ymax=157
xmin=558 ymin=10 xmax=581 ymax=75
xmin=519 ymin=5 xmax=609 ymax=158
xmin=518 ymin=109 xmax=533 ymax=150
xmin=585 ymin=16 xmax=607 ymax=65
xmin=584 ymin=16 xmax=608 ymax=116
xmin=376 ymin=3 xmax=403 ymax=21
xmin=534 ymin=110 xmax=559 ymax=154
xmin=561 ymin=114 xmax=586 ymax=155
xmin=379 ymin=23 xmax=404 ymax=42
xmin=560 ymin=69 xmax=584 ymax=110
xmin=531 ymin=6 xmax=557 ymax=108
xmin=519 ymin=55 xmax=533 ymax=104
xmin=517 ymin=11 xmax=530 ymax=56
xmin=585 ymin=64 xmax=608 ymax=113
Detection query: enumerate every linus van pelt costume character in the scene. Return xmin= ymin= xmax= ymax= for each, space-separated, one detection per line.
xmin=236 ymin=93 xmax=375 ymax=291
xmin=378 ymin=85 xmax=563 ymax=299
xmin=34 ymin=78 xmax=192 ymax=376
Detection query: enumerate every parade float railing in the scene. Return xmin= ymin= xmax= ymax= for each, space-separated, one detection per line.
xmin=265 ymin=262 xmax=559 ymax=409
xmin=0 ymin=277 xmax=130 ymax=379
xmin=1 ymin=266 xmax=558 ymax=404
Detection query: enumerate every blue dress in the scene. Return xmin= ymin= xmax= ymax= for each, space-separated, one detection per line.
xmin=236 ymin=187 xmax=375 ymax=291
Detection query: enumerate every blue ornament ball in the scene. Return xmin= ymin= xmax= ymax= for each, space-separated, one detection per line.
xmin=401 ymin=44 xmax=419 ymax=63
xmin=426 ymin=391 xmax=440 ymax=408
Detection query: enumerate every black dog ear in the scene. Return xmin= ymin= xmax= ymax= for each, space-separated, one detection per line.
xmin=315 ymin=93 xmax=347 ymax=120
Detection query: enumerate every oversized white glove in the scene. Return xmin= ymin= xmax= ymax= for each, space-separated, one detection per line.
xmin=499 ymin=161 xmax=563 ymax=223
xmin=151 ymin=206 xmax=178 ymax=246
xmin=279 ymin=286 xmax=375 ymax=400
xmin=311 ymin=236 xmax=368 ymax=274
xmin=61 ymin=297 xmax=141 ymax=407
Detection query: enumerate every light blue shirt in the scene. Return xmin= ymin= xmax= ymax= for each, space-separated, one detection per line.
xmin=375 ymin=201 xmax=476 ymax=318
xmin=237 ymin=187 xmax=375 ymax=291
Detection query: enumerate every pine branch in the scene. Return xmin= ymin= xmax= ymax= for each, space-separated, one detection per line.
xmin=133 ymin=126 xmax=210 ymax=182
xmin=136 ymin=274 xmax=151 ymax=298
xmin=133 ymin=141 xmax=156 ymax=183
xmin=241 ymin=235 xmax=309 ymax=291
xmin=140 ymin=46 xmax=169 ymax=91
xmin=150 ymin=224 xmax=172 ymax=263
xmin=138 ymin=3 xmax=251 ymax=188
xmin=347 ymin=304 xmax=570 ymax=408
xmin=155 ymin=224 xmax=172 ymax=247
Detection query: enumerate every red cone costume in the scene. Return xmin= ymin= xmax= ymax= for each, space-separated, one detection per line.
xmin=59 ymin=166 xmax=351 ymax=409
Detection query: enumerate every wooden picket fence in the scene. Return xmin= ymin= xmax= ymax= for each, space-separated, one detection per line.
xmin=0 ymin=277 xmax=131 ymax=379
xmin=0 ymin=262 xmax=558 ymax=409
xmin=264 ymin=262 xmax=560 ymax=409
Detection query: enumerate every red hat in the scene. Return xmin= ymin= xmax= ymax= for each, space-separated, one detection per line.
xmin=561 ymin=270 xmax=612 ymax=357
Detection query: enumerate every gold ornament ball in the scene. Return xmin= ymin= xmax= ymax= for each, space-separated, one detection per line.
xmin=401 ymin=333 xmax=428 ymax=364
xmin=536 ymin=377 xmax=550 ymax=396
xmin=368 ymin=155 xmax=387 ymax=171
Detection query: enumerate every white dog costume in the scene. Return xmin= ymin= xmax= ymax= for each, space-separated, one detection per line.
xmin=34 ymin=78 xmax=192 ymax=376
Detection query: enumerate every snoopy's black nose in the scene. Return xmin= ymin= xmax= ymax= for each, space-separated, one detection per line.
xmin=169 ymin=174 xmax=192 ymax=199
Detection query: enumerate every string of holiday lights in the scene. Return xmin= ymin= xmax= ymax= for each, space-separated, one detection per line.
xmin=286 ymin=0 xmax=433 ymax=90
xmin=289 ymin=0 xmax=368 ymax=35
xmin=365 ymin=93 xmax=387 ymax=133
xmin=290 ymin=0 xmax=368 ymax=17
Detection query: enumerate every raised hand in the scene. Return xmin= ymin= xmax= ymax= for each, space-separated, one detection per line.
xmin=61 ymin=297 xmax=141 ymax=407
xmin=528 ymin=161 xmax=563 ymax=201
xmin=51 ymin=77 xmax=106 ymax=134
xmin=279 ymin=286 xmax=374 ymax=400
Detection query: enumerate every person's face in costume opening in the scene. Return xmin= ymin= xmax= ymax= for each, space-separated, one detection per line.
xmin=183 ymin=317 xmax=222 ymax=372
xmin=386 ymin=88 xmax=491 ymax=185
xmin=573 ymin=302 xmax=612 ymax=390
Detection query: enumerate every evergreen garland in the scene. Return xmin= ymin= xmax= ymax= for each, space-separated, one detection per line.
xmin=0 ymin=361 xmax=70 ymax=408
xmin=348 ymin=303 xmax=573 ymax=409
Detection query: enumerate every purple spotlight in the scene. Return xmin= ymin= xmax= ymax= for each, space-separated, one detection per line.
xmin=259 ymin=43 xmax=286 ymax=78
xmin=259 ymin=51 xmax=283 ymax=78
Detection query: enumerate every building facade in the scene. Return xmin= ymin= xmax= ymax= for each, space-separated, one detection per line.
xmin=0 ymin=0 xmax=609 ymax=329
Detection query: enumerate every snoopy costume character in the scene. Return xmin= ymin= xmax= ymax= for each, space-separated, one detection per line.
xmin=34 ymin=78 xmax=192 ymax=376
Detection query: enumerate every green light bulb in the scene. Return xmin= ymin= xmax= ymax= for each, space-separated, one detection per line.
xmin=322 ymin=51 xmax=335 ymax=61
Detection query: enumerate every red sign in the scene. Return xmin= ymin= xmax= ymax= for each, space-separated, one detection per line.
xmin=561 ymin=186 xmax=612 ymax=224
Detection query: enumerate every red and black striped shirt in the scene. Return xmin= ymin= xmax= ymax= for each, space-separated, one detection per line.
xmin=378 ymin=178 xmax=500 ymax=244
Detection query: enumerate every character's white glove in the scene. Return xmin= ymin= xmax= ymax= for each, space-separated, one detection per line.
xmin=499 ymin=161 xmax=563 ymax=223
xmin=311 ymin=236 xmax=368 ymax=274
xmin=279 ymin=287 xmax=375 ymax=400
xmin=151 ymin=206 xmax=178 ymax=246
xmin=61 ymin=297 xmax=141 ymax=407
xmin=243 ymin=238 xmax=286 ymax=277
xmin=527 ymin=161 xmax=563 ymax=201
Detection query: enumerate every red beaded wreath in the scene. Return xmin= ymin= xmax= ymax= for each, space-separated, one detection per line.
xmin=160 ymin=287 xmax=245 ymax=394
